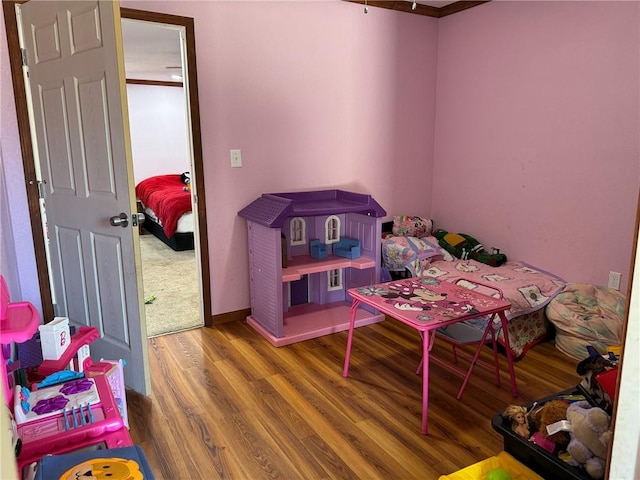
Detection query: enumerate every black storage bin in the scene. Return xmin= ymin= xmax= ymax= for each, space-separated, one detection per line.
xmin=491 ymin=389 xmax=593 ymax=480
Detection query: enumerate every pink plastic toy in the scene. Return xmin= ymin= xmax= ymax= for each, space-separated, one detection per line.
xmin=0 ymin=275 xmax=39 ymax=405
xmin=15 ymin=373 xmax=132 ymax=474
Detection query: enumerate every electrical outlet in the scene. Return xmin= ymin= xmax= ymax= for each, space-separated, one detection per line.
xmin=608 ymin=271 xmax=621 ymax=290
xmin=230 ymin=149 xmax=242 ymax=168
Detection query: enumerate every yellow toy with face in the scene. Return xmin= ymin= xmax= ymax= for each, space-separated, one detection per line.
xmin=59 ymin=457 xmax=143 ymax=480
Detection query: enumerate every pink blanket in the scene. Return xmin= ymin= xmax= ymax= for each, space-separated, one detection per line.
xmin=417 ymin=259 xmax=566 ymax=320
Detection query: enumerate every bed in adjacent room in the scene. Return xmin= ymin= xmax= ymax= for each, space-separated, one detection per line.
xmin=135 ymin=174 xmax=194 ymax=251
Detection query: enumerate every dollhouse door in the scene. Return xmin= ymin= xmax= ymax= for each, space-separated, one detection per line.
xmin=17 ymin=0 xmax=151 ymax=395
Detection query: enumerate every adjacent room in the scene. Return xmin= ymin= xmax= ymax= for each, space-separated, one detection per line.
xmin=122 ymin=18 xmax=203 ymax=337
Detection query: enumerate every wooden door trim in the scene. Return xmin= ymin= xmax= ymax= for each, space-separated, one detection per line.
xmin=121 ymin=8 xmax=212 ymax=328
xmin=3 ymin=0 xmax=54 ymax=322
xmin=343 ymin=0 xmax=489 ymax=18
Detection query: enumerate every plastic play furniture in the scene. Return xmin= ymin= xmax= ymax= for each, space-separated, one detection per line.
xmin=310 ymin=239 xmax=328 ymax=259
xmin=38 ymin=326 xmax=100 ymax=376
xmin=15 ymin=373 xmax=133 ymax=474
xmin=238 ymin=190 xmax=386 ymax=347
xmin=0 ymin=275 xmax=40 ymax=406
xmin=12 ymin=325 xmax=132 ymax=475
xmin=431 ymin=279 xmax=508 ymax=400
xmin=1 ymin=275 xmax=132 ymax=476
xmin=332 ymin=238 xmax=361 ymax=259
xmin=342 ymin=277 xmax=517 ymax=435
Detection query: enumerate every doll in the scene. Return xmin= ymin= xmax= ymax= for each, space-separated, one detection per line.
xmin=503 ymin=404 xmax=530 ymax=439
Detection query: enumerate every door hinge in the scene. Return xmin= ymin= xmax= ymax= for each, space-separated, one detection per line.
xmin=20 ymin=48 xmax=28 ymax=67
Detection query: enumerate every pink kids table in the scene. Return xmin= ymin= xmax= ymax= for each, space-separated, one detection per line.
xmin=342 ymin=276 xmax=518 ymax=434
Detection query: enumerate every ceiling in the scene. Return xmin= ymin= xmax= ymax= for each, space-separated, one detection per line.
xmin=121 ymin=1 xmax=484 ymax=83
xmin=121 ymin=19 xmax=183 ymax=83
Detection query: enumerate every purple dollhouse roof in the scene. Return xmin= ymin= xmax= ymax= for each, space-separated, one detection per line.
xmin=238 ymin=190 xmax=386 ymax=228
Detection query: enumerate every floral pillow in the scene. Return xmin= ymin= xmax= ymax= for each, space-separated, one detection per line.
xmin=392 ymin=216 xmax=433 ymax=238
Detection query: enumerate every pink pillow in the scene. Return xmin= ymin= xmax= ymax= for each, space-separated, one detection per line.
xmin=392 ymin=216 xmax=433 ymax=238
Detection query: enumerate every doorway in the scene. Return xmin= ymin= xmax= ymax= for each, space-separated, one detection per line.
xmin=3 ymin=3 xmax=212 ymax=331
xmin=121 ymin=17 xmax=203 ymax=337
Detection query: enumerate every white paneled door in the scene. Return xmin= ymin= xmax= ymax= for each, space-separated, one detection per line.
xmin=18 ymin=0 xmax=150 ymax=394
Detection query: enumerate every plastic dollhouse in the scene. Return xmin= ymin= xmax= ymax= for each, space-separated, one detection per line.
xmin=238 ymin=189 xmax=387 ymax=346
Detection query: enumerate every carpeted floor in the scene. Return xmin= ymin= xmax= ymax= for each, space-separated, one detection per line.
xmin=139 ymin=234 xmax=202 ymax=337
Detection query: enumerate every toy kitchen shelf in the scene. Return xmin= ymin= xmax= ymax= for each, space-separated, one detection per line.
xmin=239 ymin=190 xmax=387 ymax=347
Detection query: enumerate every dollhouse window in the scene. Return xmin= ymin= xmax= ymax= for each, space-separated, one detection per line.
xmin=327 ymin=269 xmax=343 ymax=291
xmin=324 ymin=215 xmax=341 ymax=244
xmin=290 ymin=217 xmax=306 ymax=246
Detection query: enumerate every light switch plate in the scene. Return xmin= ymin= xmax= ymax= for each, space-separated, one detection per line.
xmin=230 ymin=149 xmax=242 ymax=168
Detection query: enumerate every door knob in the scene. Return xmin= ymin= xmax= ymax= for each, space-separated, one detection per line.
xmin=109 ymin=212 xmax=129 ymax=227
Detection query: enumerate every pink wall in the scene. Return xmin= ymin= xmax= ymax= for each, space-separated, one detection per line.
xmin=433 ymin=2 xmax=639 ymax=291
xmin=120 ymin=1 xmax=439 ymax=314
xmin=2 ymin=1 xmax=637 ymax=317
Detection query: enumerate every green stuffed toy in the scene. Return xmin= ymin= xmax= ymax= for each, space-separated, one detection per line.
xmin=486 ymin=468 xmax=512 ymax=480
xmin=433 ymin=229 xmax=507 ymax=267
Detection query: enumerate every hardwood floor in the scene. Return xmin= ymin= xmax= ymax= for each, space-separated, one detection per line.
xmin=127 ymin=319 xmax=580 ymax=479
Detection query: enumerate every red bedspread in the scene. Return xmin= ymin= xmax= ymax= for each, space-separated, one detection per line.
xmin=135 ymin=174 xmax=192 ymax=238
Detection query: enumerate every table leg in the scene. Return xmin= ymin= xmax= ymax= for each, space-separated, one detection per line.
xmin=498 ymin=311 xmax=519 ymax=397
xmin=416 ymin=332 xmax=424 ymax=374
xmin=490 ymin=324 xmax=501 ymax=387
xmin=421 ymin=330 xmax=430 ymax=435
xmin=342 ymin=299 xmax=360 ymax=378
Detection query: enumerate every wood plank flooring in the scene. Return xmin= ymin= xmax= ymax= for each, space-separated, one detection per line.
xmin=126 ymin=319 xmax=580 ymax=479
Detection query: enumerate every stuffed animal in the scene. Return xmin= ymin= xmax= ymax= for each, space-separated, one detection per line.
xmin=180 ymin=171 xmax=191 ymax=192
xmin=433 ymin=229 xmax=507 ymax=267
xmin=576 ymin=355 xmax=616 ymax=414
xmin=565 ymin=400 xmax=612 ymax=480
xmin=529 ymin=399 xmax=570 ymax=454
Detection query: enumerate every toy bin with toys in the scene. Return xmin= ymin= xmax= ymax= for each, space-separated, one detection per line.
xmin=492 ymin=389 xmax=599 ymax=480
